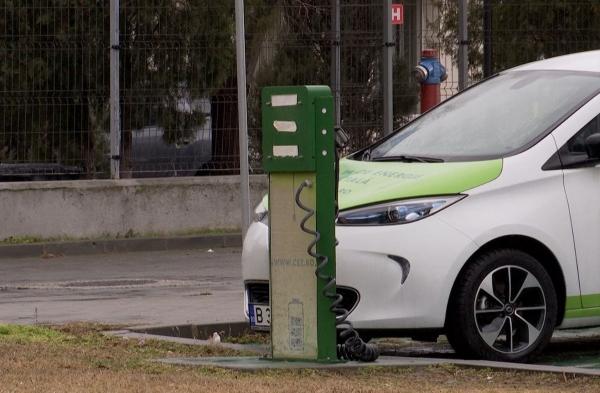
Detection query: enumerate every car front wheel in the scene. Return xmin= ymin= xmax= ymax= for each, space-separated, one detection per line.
xmin=446 ymin=248 xmax=557 ymax=362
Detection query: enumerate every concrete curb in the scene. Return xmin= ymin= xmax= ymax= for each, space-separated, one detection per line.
xmin=0 ymin=233 xmax=242 ymax=259
xmin=130 ymin=322 xmax=252 ymax=339
xmin=105 ymin=330 xmax=269 ymax=355
xmin=105 ymin=321 xmax=269 ymax=355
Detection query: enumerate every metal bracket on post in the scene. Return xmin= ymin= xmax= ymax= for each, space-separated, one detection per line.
xmin=313 ymin=95 xmax=337 ymax=361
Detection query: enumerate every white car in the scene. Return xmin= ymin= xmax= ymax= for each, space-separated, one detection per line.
xmin=243 ymin=50 xmax=600 ymax=362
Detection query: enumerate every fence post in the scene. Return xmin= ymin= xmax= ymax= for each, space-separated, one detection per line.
xmin=383 ymin=0 xmax=394 ymax=136
xmin=483 ymin=0 xmax=493 ymax=77
xmin=109 ymin=0 xmax=121 ymax=179
xmin=458 ymin=0 xmax=468 ymax=90
xmin=331 ymin=0 xmax=341 ymax=129
xmin=235 ymin=0 xmax=251 ymax=239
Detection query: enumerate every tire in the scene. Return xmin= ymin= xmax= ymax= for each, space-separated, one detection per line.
xmin=445 ymin=248 xmax=557 ymax=362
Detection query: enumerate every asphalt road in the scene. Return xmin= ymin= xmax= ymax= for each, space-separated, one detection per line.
xmin=0 ymin=248 xmax=245 ymax=327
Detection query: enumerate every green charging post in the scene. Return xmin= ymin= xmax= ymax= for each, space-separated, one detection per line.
xmin=262 ymin=86 xmax=338 ymax=362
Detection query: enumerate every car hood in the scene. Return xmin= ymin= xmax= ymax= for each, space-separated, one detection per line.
xmin=337 ymin=158 xmax=503 ymax=210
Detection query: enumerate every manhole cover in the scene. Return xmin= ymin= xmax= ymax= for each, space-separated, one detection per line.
xmin=61 ymin=279 xmax=158 ymax=288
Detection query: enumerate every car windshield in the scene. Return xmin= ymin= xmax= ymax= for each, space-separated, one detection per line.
xmin=369 ymin=71 xmax=600 ymax=161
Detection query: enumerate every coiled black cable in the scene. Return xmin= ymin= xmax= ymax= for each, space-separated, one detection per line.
xmin=294 ymin=180 xmax=379 ymax=362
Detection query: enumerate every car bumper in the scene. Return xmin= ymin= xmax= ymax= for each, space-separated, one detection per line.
xmin=241 ymin=216 xmax=478 ymax=331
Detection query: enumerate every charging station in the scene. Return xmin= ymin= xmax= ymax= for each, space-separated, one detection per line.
xmin=161 ymin=86 xmax=377 ymax=370
xmin=262 ymin=86 xmax=338 ymax=362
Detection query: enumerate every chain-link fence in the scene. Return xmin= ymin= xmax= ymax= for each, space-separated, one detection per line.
xmin=245 ymin=0 xmax=422 ymax=166
xmin=0 ymin=2 xmax=109 ymax=180
xmin=1 ymin=1 xmax=599 ymax=180
xmin=432 ymin=0 xmax=600 ymax=83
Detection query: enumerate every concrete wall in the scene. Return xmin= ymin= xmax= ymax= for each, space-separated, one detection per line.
xmin=0 ymin=175 xmax=267 ymax=241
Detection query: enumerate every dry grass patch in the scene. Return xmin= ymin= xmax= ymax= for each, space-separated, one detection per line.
xmin=1 ymin=323 xmax=600 ymax=392
xmin=221 ymin=331 xmax=269 ymax=345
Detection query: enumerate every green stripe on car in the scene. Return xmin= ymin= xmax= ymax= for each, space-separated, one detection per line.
xmin=338 ymin=159 xmax=503 ymax=210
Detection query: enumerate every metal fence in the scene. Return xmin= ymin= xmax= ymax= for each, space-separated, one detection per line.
xmin=0 ymin=2 xmax=109 ymax=180
xmin=431 ymin=0 xmax=600 ymax=82
xmin=1 ymin=1 xmax=599 ymax=180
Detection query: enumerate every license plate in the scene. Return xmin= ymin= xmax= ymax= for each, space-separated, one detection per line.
xmin=248 ymin=304 xmax=271 ymax=328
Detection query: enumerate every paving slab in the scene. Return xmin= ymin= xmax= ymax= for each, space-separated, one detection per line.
xmin=156 ymin=355 xmax=600 ymax=376
xmin=157 ymin=355 xmax=448 ymax=370
xmin=374 ymin=329 xmax=600 ymax=371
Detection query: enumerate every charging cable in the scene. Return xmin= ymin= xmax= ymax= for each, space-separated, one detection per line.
xmin=295 ymin=180 xmax=379 ymax=362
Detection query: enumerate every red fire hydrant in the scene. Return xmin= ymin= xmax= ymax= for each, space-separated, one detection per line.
xmin=414 ymin=49 xmax=448 ymax=113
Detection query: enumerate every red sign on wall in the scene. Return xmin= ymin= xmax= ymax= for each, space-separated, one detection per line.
xmin=391 ymin=4 xmax=404 ymax=25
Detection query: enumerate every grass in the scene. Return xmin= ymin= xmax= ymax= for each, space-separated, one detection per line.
xmin=222 ymin=331 xmax=269 ymax=345
xmin=1 ymin=323 xmax=600 ymax=392
xmin=0 ymin=235 xmax=63 ymax=244
xmin=0 ymin=324 xmax=68 ymax=343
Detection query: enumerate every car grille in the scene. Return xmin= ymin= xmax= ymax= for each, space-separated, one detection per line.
xmin=246 ymin=282 xmax=360 ymax=313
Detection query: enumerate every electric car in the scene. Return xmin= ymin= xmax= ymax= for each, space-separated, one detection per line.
xmin=243 ymin=50 xmax=600 ymax=362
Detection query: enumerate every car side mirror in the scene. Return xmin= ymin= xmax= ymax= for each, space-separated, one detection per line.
xmin=335 ymin=127 xmax=350 ymax=149
xmin=586 ymin=134 xmax=600 ymax=159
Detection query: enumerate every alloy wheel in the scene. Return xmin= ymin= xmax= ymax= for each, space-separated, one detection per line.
xmin=474 ymin=265 xmax=547 ymax=354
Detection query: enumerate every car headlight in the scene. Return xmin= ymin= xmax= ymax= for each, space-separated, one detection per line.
xmin=254 ymin=201 xmax=268 ymax=225
xmin=336 ymin=195 xmax=466 ymax=226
